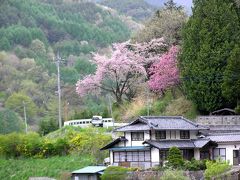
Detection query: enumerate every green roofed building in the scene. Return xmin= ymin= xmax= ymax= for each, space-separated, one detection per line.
xmin=71 ymin=166 xmax=106 ymax=180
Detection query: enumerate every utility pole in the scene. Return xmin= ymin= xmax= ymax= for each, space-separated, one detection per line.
xmin=145 ymin=87 xmax=150 ymax=116
xmin=56 ymin=51 xmax=62 ymax=128
xmin=23 ymin=101 xmax=28 ymax=133
xmin=108 ymin=95 xmax=114 ymax=127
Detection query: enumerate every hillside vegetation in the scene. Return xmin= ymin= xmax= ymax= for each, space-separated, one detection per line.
xmin=0 ymin=0 xmax=131 ymax=53
xmin=0 ymin=0 xmax=134 ymax=133
xmin=100 ymin=0 xmax=156 ymax=21
xmin=0 ymin=126 xmax=112 ymax=179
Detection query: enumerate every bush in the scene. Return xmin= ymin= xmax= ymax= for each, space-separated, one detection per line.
xmin=184 ymin=159 xmax=206 ymax=171
xmin=39 ymin=118 xmax=58 ymax=136
xmin=166 ymin=147 xmax=184 ymax=169
xmin=101 ymin=166 xmax=134 ymax=180
xmin=18 ymin=133 xmax=42 ymax=157
xmin=0 ymin=133 xmax=22 ymax=158
xmin=162 ymin=169 xmax=189 ymax=180
xmin=204 ymin=160 xmax=231 ymax=180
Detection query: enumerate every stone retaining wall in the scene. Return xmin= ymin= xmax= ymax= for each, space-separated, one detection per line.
xmin=195 ymin=116 xmax=240 ymax=125
xmin=126 ymin=170 xmax=204 ymax=180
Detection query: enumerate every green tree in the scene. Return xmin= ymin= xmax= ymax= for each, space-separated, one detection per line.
xmin=167 ymin=147 xmax=184 ymax=169
xmin=222 ymin=46 xmax=240 ymax=108
xmin=0 ymin=37 xmax=11 ymax=51
xmin=133 ymin=1 xmax=187 ymax=44
xmin=39 ymin=117 xmax=58 ymax=136
xmin=180 ymin=0 xmax=240 ymax=113
xmin=74 ymin=58 xmax=96 ymax=76
xmin=30 ymin=39 xmax=46 ymax=58
xmin=0 ymin=109 xmax=24 ymax=134
xmin=164 ymin=0 xmax=183 ymax=10
xmin=5 ymin=93 xmax=37 ymax=119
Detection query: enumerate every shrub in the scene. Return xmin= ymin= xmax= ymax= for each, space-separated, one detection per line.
xmin=101 ymin=166 xmax=133 ymax=180
xmin=204 ymin=160 xmax=231 ymax=180
xmin=39 ymin=118 xmax=58 ymax=136
xmin=18 ymin=133 xmax=43 ymax=157
xmin=54 ymin=138 xmax=70 ymax=156
xmin=161 ymin=169 xmax=189 ymax=180
xmin=166 ymin=147 xmax=184 ymax=169
xmin=0 ymin=133 xmax=23 ymax=158
xmin=184 ymin=159 xmax=206 ymax=171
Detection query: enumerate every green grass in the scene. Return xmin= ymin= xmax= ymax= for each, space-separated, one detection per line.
xmin=0 ymin=155 xmax=94 ymax=180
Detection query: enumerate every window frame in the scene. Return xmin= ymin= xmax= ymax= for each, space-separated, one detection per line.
xmin=180 ymin=130 xmax=190 ymax=139
xmin=213 ymin=148 xmax=226 ymax=161
xmin=131 ymin=132 xmax=144 ymax=141
xmin=113 ymin=151 xmax=151 ymax=162
xmin=155 ymin=130 xmax=166 ymax=140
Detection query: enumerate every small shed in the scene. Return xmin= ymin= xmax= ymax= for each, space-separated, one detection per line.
xmin=71 ymin=166 xmax=107 ymax=180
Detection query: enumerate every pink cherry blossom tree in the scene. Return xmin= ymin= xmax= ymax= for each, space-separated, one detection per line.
xmin=148 ymin=46 xmax=180 ymax=94
xmin=76 ymin=42 xmax=147 ymax=104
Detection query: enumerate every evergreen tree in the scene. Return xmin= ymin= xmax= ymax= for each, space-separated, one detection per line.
xmin=0 ymin=109 xmax=24 ymax=134
xmin=180 ymin=0 xmax=240 ymax=113
xmin=222 ymin=46 xmax=240 ymax=108
xmin=164 ymin=0 xmax=183 ymax=10
xmin=167 ymin=146 xmax=184 ymax=169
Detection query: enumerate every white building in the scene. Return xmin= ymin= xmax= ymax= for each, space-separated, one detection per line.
xmin=101 ymin=116 xmax=240 ymax=169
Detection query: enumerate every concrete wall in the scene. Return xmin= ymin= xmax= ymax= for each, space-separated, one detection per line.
xmin=196 ymin=116 xmax=240 ymax=125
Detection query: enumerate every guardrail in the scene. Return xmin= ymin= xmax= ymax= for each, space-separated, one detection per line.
xmin=64 ymin=118 xmax=128 ymax=128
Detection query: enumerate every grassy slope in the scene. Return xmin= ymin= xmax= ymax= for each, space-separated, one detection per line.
xmin=114 ymin=90 xmax=198 ymax=122
xmin=0 ymin=155 xmax=93 ymax=180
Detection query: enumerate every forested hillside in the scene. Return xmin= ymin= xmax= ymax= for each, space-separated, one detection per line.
xmin=0 ymin=0 xmax=132 ymax=133
xmin=0 ymin=0 xmax=130 ymax=53
xmin=100 ymin=0 xmax=156 ymax=21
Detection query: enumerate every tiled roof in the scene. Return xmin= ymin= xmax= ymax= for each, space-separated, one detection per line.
xmin=144 ymin=140 xmax=195 ymax=149
xmin=144 ymin=138 xmax=215 ymax=149
xmin=100 ymin=136 xmax=127 ymax=150
xmin=114 ymin=123 xmax=151 ymax=132
xmin=193 ymin=139 xmax=214 ymax=148
xmin=207 ymin=133 xmax=240 ymax=143
xmin=115 ymin=116 xmax=208 ymax=132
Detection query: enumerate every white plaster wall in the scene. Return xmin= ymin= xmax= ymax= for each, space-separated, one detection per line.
xmin=144 ymin=131 xmax=150 ymax=140
xmin=194 ymin=149 xmax=200 ymax=160
xmin=110 ymin=150 xmax=113 ymax=164
xmin=132 ymin=141 xmax=144 ymax=146
xmin=151 ymin=130 xmax=156 ymax=140
xmin=166 ymin=131 xmax=170 ymax=139
xmin=125 ymin=132 xmax=131 ymax=146
xmin=176 ymin=130 xmax=180 ymax=139
xmin=216 ymin=143 xmax=240 ymax=165
xmin=125 ymin=131 xmax=150 ymax=146
xmin=190 ymin=131 xmax=198 ymax=139
xmin=151 ymin=147 xmax=160 ymax=163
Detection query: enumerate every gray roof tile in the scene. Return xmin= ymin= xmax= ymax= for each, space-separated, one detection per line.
xmin=144 ymin=140 xmax=195 ymax=149
xmin=207 ymin=133 xmax=240 ymax=143
xmin=144 ymin=138 xmax=215 ymax=149
xmin=115 ymin=116 xmax=208 ymax=132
